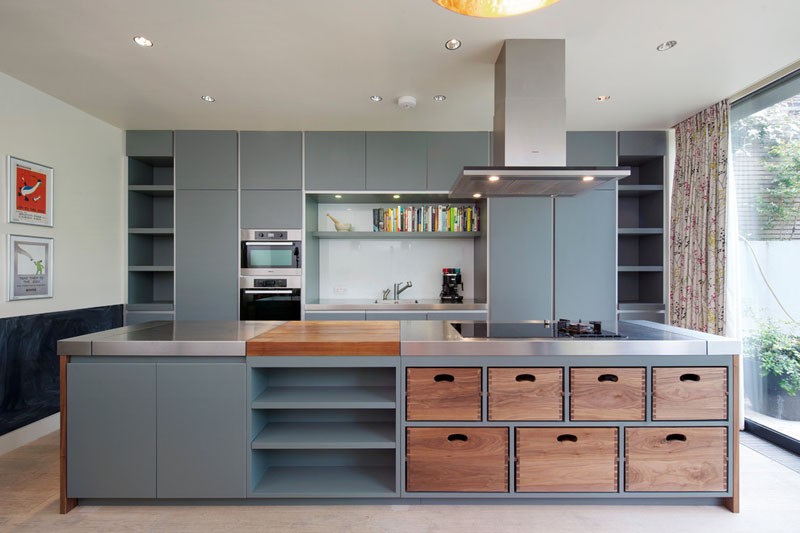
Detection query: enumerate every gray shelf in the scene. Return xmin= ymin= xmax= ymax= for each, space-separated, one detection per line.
xmin=252 ymin=466 xmax=396 ymax=497
xmin=129 ymin=228 xmax=174 ymax=235
xmin=252 ymin=386 xmax=396 ymax=409
xmin=128 ymin=185 xmax=174 ymax=197
xmin=311 ymin=231 xmax=481 ymax=239
xmin=617 ymin=228 xmax=663 ymax=235
xmin=618 ymin=185 xmax=663 ymax=197
xmin=617 ymin=266 xmax=664 ymax=272
xmin=128 ymin=266 xmax=175 ymax=272
xmin=252 ymin=422 xmax=396 ymax=449
xmin=126 ymin=302 xmax=175 ymax=312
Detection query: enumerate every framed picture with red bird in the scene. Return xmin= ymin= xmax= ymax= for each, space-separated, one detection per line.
xmin=7 ymin=156 xmax=53 ymax=227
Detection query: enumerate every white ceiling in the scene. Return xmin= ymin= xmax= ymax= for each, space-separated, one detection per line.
xmin=1 ymin=0 xmax=799 ymax=132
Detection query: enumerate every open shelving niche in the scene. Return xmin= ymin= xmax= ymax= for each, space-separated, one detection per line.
xmin=127 ymin=155 xmax=175 ymax=323
xmin=248 ymin=363 xmax=400 ymax=497
xmin=617 ymin=155 xmax=667 ymax=323
xmin=304 ymin=193 xmax=488 ymax=306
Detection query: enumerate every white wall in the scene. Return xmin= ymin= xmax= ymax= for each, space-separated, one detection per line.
xmin=739 ymin=239 xmax=800 ymax=330
xmin=0 ymin=72 xmax=125 ymax=319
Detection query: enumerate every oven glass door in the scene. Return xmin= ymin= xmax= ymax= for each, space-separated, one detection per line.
xmin=242 ymin=242 xmax=300 ymax=270
xmin=240 ymin=288 xmax=301 ymax=321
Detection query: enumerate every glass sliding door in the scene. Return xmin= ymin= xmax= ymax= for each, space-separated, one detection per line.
xmin=730 ymin=71 xmax=800 ymax=451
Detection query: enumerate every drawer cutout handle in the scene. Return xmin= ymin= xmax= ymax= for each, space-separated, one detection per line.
xmin=665 ymin=433 xmax=687 ymax=443
xmin=680 ymin=373 xmax=701 ymax=382
xmin=434 ymin=374 xmax=455 ymax=383
xmin=448 ymin=433 xmax=469 ymax=442
xmin=598 ymin=374 xmax=619 ymax=383
xmin=516 ymin=374 xmax=536 ymax=383
xmin=557 ymin=434 xmax=578 ymax=443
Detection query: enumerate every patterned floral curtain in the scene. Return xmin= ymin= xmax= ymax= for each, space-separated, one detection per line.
xmin=670 ymin=100 xmax=729 ymax=334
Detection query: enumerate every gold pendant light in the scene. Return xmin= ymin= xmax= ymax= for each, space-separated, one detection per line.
xmin=433 ymin=0 xmax=561 ymax=18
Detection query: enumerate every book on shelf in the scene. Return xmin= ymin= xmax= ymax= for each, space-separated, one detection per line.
xmin=371 ymin=204 xmax=479 ymax=233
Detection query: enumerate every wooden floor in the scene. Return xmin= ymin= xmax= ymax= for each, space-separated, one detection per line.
xmin=1 ymin=431 xmax=799 ymax=532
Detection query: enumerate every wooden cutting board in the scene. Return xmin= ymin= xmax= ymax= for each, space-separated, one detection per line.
xmin=246 ymin=320 xmax=400 ymax=356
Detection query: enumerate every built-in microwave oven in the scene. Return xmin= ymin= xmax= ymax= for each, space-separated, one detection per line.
xmin=240 ymin=276 xmax=301 ymax=321
xmin=240 ymin=229 xmax=301 ymax=276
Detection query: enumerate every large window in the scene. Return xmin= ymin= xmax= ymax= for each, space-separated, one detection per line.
xmin=731 ymin=72 xmax=800 ymax=449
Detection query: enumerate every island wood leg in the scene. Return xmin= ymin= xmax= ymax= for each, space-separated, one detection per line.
xmin=723 ymin=354 xmax=740 ymax=513
xmin=60 ymin=354 xmax=77 ymax=514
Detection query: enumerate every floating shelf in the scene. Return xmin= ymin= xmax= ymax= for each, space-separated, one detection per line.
xmin=126 ymin=302 xmax=175 ymax=312
xmin=127 ymin=265 xmax=175 ymax=272
xmin=617 ymin=266 xmax=664 ymax=272
xmin=618 ymin=185 xmax=664 ymax=197
xmin=617 ymin=228 xmax=663 ymax=235
xmin=311 ymin=231 xmax=481 ymax=239
xmin=128 ymin=185 xmax=174 ymax=197
xmin=252 ymin=386 xmax=396 ymax=409
xmin=128 ymin=228 xmax=174 ymax=235
xmin=252 ymin=466 xmax=396 ymax=497
xmin=252 ymin=422 xmax=396 ymax=449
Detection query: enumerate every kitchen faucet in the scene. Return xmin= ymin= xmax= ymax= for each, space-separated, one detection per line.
xmin=393 ymin=281 xmax=413 ymax=300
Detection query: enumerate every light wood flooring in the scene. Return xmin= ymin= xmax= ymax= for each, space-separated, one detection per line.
xmin=1 ymin=431 xmax=799 ymax=533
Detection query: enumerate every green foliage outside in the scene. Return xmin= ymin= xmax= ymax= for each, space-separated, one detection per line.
xmin=744 ymin=320 xmax=800 ymax=395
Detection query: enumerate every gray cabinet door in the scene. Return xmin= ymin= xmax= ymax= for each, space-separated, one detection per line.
xmin=366 ymin=132 xmax=427 ymax=190
xmin=157 ymin=363 xmax=246 ymax=498
xmin=175 ymin=190 xmax=238 ymax=320
xmin=175 ymin=131 xmax=237 ymax=189
xmin=127 ymin=130 xmax=173 ymax=158
xmin=240 ymin=131 xmax=302 ymax=190
xmin=427 ymin=132 xmax=490 ymax=191
xmin=305 ymin=132 xmax=366 ymax=190
xmin=240 ymin=190 xmax=303 ymax=229
xmin=489 ymin=197 xmax=553 ymax=322
xmin=566 ymin=131 xmax=617 ymax=166
xmin=618 ymin=131 xmax=667 ymax=157
xmin=67 ymin=362 xmax=157 ymax=498
xmin=555 ymin=189 xmax=617 ymax=325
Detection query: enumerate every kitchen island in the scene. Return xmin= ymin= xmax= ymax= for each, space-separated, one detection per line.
xmin=58 ymin=320 xmax=740 ymax=513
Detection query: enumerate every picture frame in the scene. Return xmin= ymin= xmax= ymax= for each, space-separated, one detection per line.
xmin=7 ymin=156 xmax=54 ymax=227
xmin=7 ymin=234 xmax=53 ymax=300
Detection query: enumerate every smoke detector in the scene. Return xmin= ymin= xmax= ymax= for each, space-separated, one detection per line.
xmin=398 ymin=96 xmax=417 ymax=110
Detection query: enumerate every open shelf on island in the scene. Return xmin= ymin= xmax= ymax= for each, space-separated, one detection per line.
xmin=251 ymin=465 xmax=396 ymax=497
xmin=252 ymin=386 xmax=396 ymax=409
xmin=311 ymin=231 xmax=480 ymax=239
xmin=252 ymin=421 xmax=396 ymax=449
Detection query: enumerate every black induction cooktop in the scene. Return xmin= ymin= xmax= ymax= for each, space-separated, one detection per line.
xmin=451 ymin=322 xmax=626 ymax=339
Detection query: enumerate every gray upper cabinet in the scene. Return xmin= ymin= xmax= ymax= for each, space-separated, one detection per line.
xmin=240 ymin=131 xmax=302 ymax=190
xmin=127 ymin=130 xmax=173 ymax=158
xmin=427 ymin=132 xmax=490 ymax=191
xmin=366 ymin=132 xmax=427 ymax=190
xmin=175 ymin=131 xmax=237 ymax=190
xmin=175 ymin=190 xmax=238 ymax=320
xmin=618 ymin=131 xmax=667 ymax=157
xmin=305 ymin=132 xmax=366 ymax=190
xmin=566 ymin=131 xmax=617 ymax=166
xmin=241 ymin=190 xmax=303 ymax=229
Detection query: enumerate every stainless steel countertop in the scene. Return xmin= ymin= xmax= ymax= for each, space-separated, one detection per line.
xmin=58 ymin=321 xmax=285 ymax=357
xmin=306 ymin=298 xmax=487 ymax=311
xmin=400 ymin=320 xmax=741 ymax=357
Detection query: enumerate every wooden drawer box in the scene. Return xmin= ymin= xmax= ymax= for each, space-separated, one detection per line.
xmin=516 ymin=428 xmax=618 ymax=492
xmin=406 ymin=368 xmax=481 ymax=421
xmin=406 ymin=427 xmax=508 ymax=492
xmin=625 ymin=427 xmax=728 ymax=492
xmin=652 ymin=367 xmax=728 ymax=420
xmin=488 ymin=368 xmax=563 ymax=421
xmin=570 ymin=367 xmax=645 ymax=421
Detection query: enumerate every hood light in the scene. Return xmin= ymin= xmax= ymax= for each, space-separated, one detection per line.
xmin=488 ymin=176 xmax=500 ymax=182
xmin=334 ymin=194 xmax=342 ymax=199
xmin=393 ymin=194 xmax=401 ymax=199
xmin=582 ymin=176 xmax=595 ymax=182
xmin=472 ymin=193 xmax=482 ymax=198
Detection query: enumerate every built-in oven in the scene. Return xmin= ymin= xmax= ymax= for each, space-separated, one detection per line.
xmin=240 ymin=276 xmax=301 ymax=321
xmin=240 ymin=229 xmax=301 ymax=276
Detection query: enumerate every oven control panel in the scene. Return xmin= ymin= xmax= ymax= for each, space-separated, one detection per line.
xmin=255 ymin=230 xmax=286 ymax=240
xmin=254 ymin=278 xmax=288 ymax=288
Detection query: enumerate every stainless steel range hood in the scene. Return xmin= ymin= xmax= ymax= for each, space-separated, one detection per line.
xmin=449 ymin=40 xmax=629 ymax=198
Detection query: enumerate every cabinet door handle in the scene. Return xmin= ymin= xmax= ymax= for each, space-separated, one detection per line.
xmin=515 ymin=374 xmax=536 ymax=383
xmin=448 ymin=433 xmax=469 ymax=442
xmin=679 ymin=373 xmax=701 ymax=382
xmin=434 ymin=374 xmax=455 ymax=383
xmin=557 ymin=434 xmax=578 ymax=443
xmin=597 ymin=374 xmax=618 ymax=383
xmin=665 ymin=433 xmax=687 ymax=443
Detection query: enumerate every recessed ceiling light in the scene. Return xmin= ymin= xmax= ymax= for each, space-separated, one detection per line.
xmin=656 ymin=40 xmax=677 ymax=52
xmin=133 ymin=36 xmax=153 ymax=47
xmin=595 ymin=95 xmax=611 ymax=102
xmin=370 ymin=95 xmax=383 ymax=102
xmin=201 ymin=95 xmax=215 ymax=102
xmin=393 ymin=194 xmax=401 ymax=199
xmin=434 ymin=95 xmax=447 ymax=102
xmin=582 ymin=176 xmax=595 ymax=182
xmin=473 ymin=193 xmax=482 ymax=198
xmin=334 ymin=194 xmax=342 ymax=199
xmin=445 ymin=39 xmax=462 ymax=51
xmin=488 ymin=176 xmax=500 ymax=182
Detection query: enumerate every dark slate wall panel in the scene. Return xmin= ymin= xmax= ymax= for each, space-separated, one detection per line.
xmin=0 ymin=304 xmax=122 ymax=436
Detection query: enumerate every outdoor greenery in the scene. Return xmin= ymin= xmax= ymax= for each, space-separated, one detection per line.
xmin=758 ymin=140 xmax=800 ymax=235
xmin=744 ymin=320 xmax=800 ymax=395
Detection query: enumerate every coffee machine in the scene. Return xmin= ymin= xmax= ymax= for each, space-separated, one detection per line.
xmin=440 ymin=268 xmax=464 ymax=303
